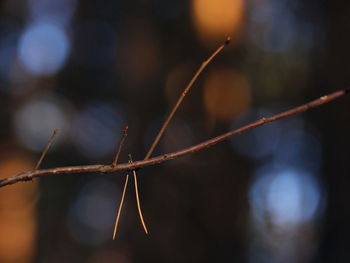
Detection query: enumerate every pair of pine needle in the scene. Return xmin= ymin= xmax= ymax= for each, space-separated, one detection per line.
xmin=112 ymin=36 xmax=231 ymax=238
xmin=35 ymin=127 xmax=147 ymax=239
xmin=112 ymin=127 xmax=148 ymax=239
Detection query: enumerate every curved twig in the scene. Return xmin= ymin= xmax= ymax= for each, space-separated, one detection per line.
xmin=0 ymin=89 xmax=348 ymax=188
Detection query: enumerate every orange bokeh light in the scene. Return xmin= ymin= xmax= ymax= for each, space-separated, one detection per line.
xmin=192 ymin=0 xmax=245 ymax=43
xmin=203 ymin=69 xmax=251 ymax=122
xmin=0 ymin=153 xmax=37 ymax=263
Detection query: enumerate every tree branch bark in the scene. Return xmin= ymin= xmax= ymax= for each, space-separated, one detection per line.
xmin=0 ymin=89 xmax=348 ymax=188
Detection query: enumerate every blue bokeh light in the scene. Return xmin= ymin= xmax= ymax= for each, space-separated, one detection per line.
xmin=230 ymin=108 xmax=282 ymax=160
xmin=70 ymin=101 xmax=125 ymax=160
xmin=0 ymin=22 xmax=19 ymax=82
xmin=28 ymin=0 xmax=77 ymax=25
xmin=247 ymin=0 xmax=319 ymax=54
xmin=249 ymin=165 xmax=323 ymax=227
xmin=273 ymin=129 xmax=323 ymax=173
xmin=18 ymin=21 xmax=70 ymax=76
xmin=67 ymin=178 xmax=121 ymax=246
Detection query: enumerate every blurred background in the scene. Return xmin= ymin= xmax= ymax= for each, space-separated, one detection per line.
xmin=0 ymin=0 xmax=349 ymax=262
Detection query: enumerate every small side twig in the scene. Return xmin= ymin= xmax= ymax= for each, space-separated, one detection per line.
xmin=35 ymin=129 xmax=59 ymax=170
xmin=112 ymin=125 xmax=129 ymax=167
xmin=129 ymin=154 xmax=149 ymax=234
xmin=144 ymin=36 xmax=231 ymax=160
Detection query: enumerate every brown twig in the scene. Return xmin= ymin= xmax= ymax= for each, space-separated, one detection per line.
xmin=144 ymin=36 xmax=231 ymax=160
xmin=112 ymin=125 xmax=129 ymax=167
xmin=0 ymin=89 xmax=348 ymax=188
xmin=35 ymin=129 xmax=59 ymax=170
xmin=129 ymin=154 xmax=149 ymax=234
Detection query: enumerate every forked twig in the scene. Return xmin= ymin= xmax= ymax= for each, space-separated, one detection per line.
xmin=144 ymin=36 xmax=231 ymax=160
xmin=112 ymin=173 xmax=129 ymax=239
xmin=35 ymin=129 xmax=59 ymax=170
xmin=129 ymin=154 xmax=149 ymax=234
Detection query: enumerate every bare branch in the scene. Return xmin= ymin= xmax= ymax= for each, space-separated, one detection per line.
xmin=35 ymin=129 xmax=59 ymax=170
xmin=0 ymin=89 xmax=348 ymax=188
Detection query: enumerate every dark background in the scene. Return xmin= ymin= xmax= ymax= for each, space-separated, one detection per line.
xmin=0 ymin=0 xmax=350 ymax=262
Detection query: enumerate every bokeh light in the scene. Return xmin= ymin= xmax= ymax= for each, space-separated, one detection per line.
xmin=0 ymin=153 xmax=38 ymax=263
xmin=250 ymin=166 xmax=323 ymax=226
xmin=248 ymin=165 xmax=324 ymax=263
xmin=0 ymin=27 xmax=19 ymax=91
xmin=14 ymin=93 xmax=70 ymax=152
xmin=230 ymin=108 xmax=282 ymax=160
xmin=28 ymin=0 xmax=77 ymax=25
xmin=67 ymin=178 xmax=121 ymax=246
xmin=160 ymin=118 xmax=194 ymax=155
xmin=117 ymin=26 xmax=160 ymax=90
xmin=70 ymin=101 xmax=125 ymax=161
xmin=247 ymin=0 xmax=316 ymax=53
xmin=203 ymin=69 xmax=251 ymax=122
xmin=18 ymin=21 xmax=70 ymax=76
xmin=273 ymin=128 xmax=323 ymax=173
xmin=192 ymin=0 xmax=244 ymax=43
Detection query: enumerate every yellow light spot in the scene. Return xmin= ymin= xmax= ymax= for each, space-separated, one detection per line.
xmin=0 ymin=153 xmax=37 ymax=263
xmin=192 ymin=0 xmax=244 ymax=43
xmin=203 ymin=69 xmax=251 ymax=121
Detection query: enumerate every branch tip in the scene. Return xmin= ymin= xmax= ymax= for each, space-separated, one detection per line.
xmin=225 ymin=36 xmax=232 ymax=45
xmin=144 ymin=39 xmax=228 ymax=160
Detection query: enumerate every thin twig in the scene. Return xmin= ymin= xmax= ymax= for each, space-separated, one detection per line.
xmin=129 ymin=154 xmax=149 ymax=234
xmin=144 ymin=36 xmax=232 ymax=160
xmin=0 ymin=89 xmax=348 ymax=188
xmin=112 ymin=125 xmax=129 ymax=167
xmin=128 ymin=38 xmax=231 ymax=234
xmin=35 ymin=129 xmax=59 ymax=170
xmin=112 ymin=173 xmax=129 ymax=239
